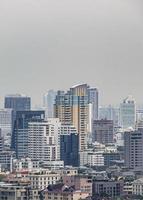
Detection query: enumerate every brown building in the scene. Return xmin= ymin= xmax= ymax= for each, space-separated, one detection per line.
xmin=45 ymin=183 xmax=90 ymax=200
xmin=62 ymin=175 xmax=92 ymax=196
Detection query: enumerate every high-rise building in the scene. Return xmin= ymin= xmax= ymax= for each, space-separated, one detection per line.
xmin=28 ymin=119 xmax=61 ymax=162
xmin=0 ymin=109 xmax=14 ymax=148
xmin=119 ymin=96 xmax=136 ymax=129
xmin=54 ymin=84 xmax=91 ymax=151
xmin=12 ymin=110 xmax=45 ymax=158
xmin=88 ymin=87 xmax=98 ymax=120
xmin=5 ymin=94 xmax=31 ymax=111
xmin=124 ymin=128 xmax=143 ymax=172
xmin=60 ymin=131 xmax=79 ymax=167
xmin=92 ymin=119 xmax=114 ymax=144
xmin=43 ymin=90 xmax=57 ymax=118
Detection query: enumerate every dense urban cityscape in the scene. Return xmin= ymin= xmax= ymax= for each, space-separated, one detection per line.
xmin=0 ymin=84 xmax=142 ymax=199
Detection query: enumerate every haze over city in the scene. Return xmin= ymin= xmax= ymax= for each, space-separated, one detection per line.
xmin=0 ymin=0 xmax=143 ymax=106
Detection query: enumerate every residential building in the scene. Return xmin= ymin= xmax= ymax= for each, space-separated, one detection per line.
xmin=28 ymin=119 xmax=61 ymax=162
xmin=54 ymin=84 xmax=90 ymax=151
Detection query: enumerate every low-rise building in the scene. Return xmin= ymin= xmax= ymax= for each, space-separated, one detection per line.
xmin=92 ymin=179 xmax=124 ymax=198
xmin=28 ymin=169 xmax=61 ymax=190
xmin=133 ymin=178 xmax=143 ymax=196
xmin=62 ymin=175 xmax=92 ymax=196
xmin=0 ymin=181 xmax=39 ymax=200
xmin=44 ymin=183 xmax=90 ymax=200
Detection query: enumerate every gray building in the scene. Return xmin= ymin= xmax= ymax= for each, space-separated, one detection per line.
xmin=92 ymin=119 xmax=114 ymax=144
xmin=92 ymin=179 xmax=123 ymax=198
xmin=43 ymin=90 xmax=57 ymax=118
xmin=99 ymin=106 xmax=119 ymax=126
xmin=0 ymin=109 xmax=14 ymax=148
xmin=12 ymin=110 xmax=45 ymax=159
xmin=88 ymin=87 xmax=98 ymax=120
xmin=5 ymin=94 xmax=31 ymax=111
xmin=124 ymin=128 xmax=143 ymax=172
xmin=120 ymin=96 xmax=136 ymax=129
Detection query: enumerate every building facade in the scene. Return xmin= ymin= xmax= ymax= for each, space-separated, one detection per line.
xmin=28 ymin=119 xmax=61 ymax=162
xmin=124 ymin=128 xmax=143 ymax=172
xmin=11 ymin=110 xmax=45 ymax=158
xmin=120 ymin=96 xmax=136 ymax=129
xmin=92 ymin=119 xmax=114 ymax=144
xmin=5 ymin=94 xmax=31 ymax=111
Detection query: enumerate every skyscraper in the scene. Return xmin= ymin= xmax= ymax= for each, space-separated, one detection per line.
xmin=60 ymin=125 xmax=79 ymax=166
xmin=124 ymin=128 xmax=143 ymax=172
xmin=12 ymin=110 xmax=45 ymax=158
xmin=54 ymin=84 xmax=90 ymax=151
xmin=5 ymin=94 xmax=31 ymax=111
xmin=119 ymin=96 xmax=136 ymax=129
xmin=43 ymin=90 xmax=57 ymax=118
xmin=88 ymin=87 xmax=98 ymax=120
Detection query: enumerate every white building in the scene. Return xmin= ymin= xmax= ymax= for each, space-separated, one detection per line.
xmin=119 ymin=96 xmax=136 ymax=129
xmin=80 ymin=149 xmax=104 ymax=167
xmin=28 ymin=119 xmax=61 ymax=162
xmin=13 ymin=157 xmax=40 ymax=172
xmin=43 ymin=90 xmax=57 ymax=118
xmin=28 ymin=169 xmax=61 ymax=190
xmin=133 ymin=178 xmax=143 ymax=196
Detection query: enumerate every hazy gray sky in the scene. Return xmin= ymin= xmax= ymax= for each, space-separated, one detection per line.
xmin=0 ymin=0 xmax=143 ymax=106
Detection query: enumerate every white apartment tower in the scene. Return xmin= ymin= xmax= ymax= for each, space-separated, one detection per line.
xmin=28 ymin=119 xmax=61 ymax=162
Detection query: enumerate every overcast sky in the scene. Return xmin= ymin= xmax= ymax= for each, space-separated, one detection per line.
xmin=0 ymin=0 xmax=143 ymax=107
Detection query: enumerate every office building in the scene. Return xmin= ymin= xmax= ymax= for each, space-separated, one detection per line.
xmin=60 ymin=133 xmax=79 ymax=167
xmin=120 ymin=96 xmax=136 ymax=129
xmin=5 ymin=94 xmax=31 ymax=111
xmin=92 ymin=119 xmax=114 ymax=144
xmin=12 ymin=110 xmax=45 ymax=158
xmin=124 ymin=128 xmax=143 ymax=172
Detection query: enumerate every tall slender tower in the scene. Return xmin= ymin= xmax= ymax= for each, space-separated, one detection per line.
xmin=54 ymin=84 xmax=90 ymax=151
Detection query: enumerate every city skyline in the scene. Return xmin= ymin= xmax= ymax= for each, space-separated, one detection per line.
xmin=0 ymin=0 xmax=143 ymax=106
